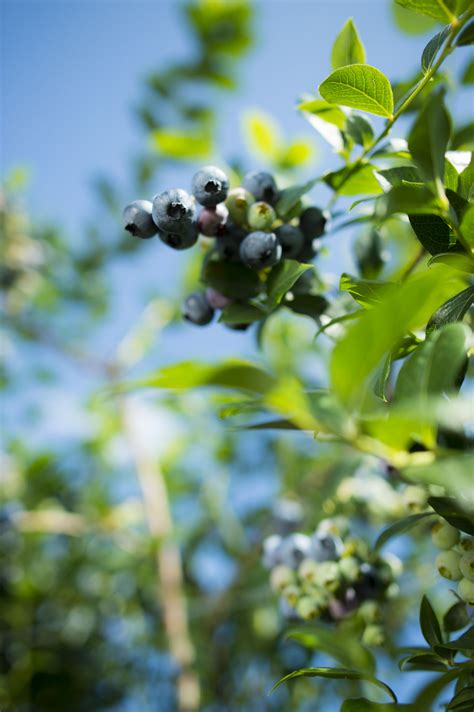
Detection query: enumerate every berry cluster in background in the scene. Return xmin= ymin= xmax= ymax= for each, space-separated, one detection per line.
xmin=123 ymin=166 xmax=327 ymax=328
xmin=262 ymin=516 xmax=401 ymax=646
xmin=432 ymin=519 xmax=474 ymax=604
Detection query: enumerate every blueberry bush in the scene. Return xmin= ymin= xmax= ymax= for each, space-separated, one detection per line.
xmin=2 ymin=0 xmax=474 ymax=710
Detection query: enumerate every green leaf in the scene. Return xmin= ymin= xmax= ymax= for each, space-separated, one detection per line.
xmin=331 ymin=18 xmax=367 ymax=70
xmin=395 ymin=0 xmax=457 ymax=23
xmin=394 ymin=323 xmax=470 ymax=401
xmin=218 ymin=302 xmax=265 ymax=325
xmin=440 ymin=627 xmax=474 ymax=651
xmin=242 ymin=110 xmax=280 ymax=159
xmin=131 ymin=359 xmax=276 ymax=395
xmin=461 ymin=203 xmax=474 ymax=248
xmin=374 ymin=512 xmax=435 ymax=551
xmin=413 ymin=669 xmax=463 ymax=709
xmin=428 ymin=496 xmax=474 ymax=535
xmin=341 ymin=700 xmax=414 ymax=711
xmin=287 ymin=625 xmax=375 ymax=672
xmin=458 ymin=153 xmax=473 ymax=200
xmin=285 ymin=294 xmax=328 ymax=320
xmin=151 ymin=127 xmax=212 ymax=159
xmin=346 ymin=114 xmax=374 ymax=148
xmin=427 ymin=285 xmax=474 ymax=333
xmin=447 ymin=685 xmax=474 ymax=711
xmin=399 ymin=652 xmax=450 ymax=671
xmin=408 ymin=213 xmax=459 ymax=256
xmin=319 ymin=65 xmax=394 ymax=118
xmin=428 ymin=252 xmax=474 ymax=273
xmin=383 ymin=185 xmax=442 ymax=217
xmin=276 ymin=177 xmax=319 ymax=216
xmin=330 ymin=267 xmax=464 ymax=407
xmin=325 ymin=164 xmax=383 ymax=196
xmin=202 ymin=259 xmax=262 ymax=299
xmin=340 ymin=274 xmax=396 ymax=308
xmin=420 ymin=596 xmax=443 ymax=648
xmin=457 ymin=19 xmax=474 ymax=46
xmin=461 ymin=57 xmax=474 ymax=84
xmin=402 ymin=454 xmax=474 ymax=498
xmin=270 ymin=667 xmax=397 ymax=702
xmin=266 ymin=260 xmax=313 ymax=308
xmin=376 ymin=165 xmax=420 ymax=188
xmin=444 ymin=601 xmax=470 ymax=632
xmin=421 ymin=26 xmax=450 ymax=74
xmin=408 ymin=90 xmax=451 ymax=186
xmin=298 ymin=98 xmax=347 ymax=128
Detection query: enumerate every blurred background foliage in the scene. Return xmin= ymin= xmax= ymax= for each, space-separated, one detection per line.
xmin=1 ymin=1 xmax=473 ymax=711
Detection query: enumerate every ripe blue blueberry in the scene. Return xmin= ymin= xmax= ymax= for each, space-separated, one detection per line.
xmin=299 ymin=206 xmax=327 ymax=240
xmin=273 ymin=498 xmax=304 ymax=534
xmin=123 ymin=200 xmax=158 ymax=239
xmin=242 ymin=171 xmax=279 ymax=205
xmin=152 ymin=189 xmax=196 ymax=234
xmin=158 ymin=223 xmax=199 ymax=250
xmin=182 ymin=292 xmax=214 ymax=325
xmin=280 ymin=533 xmax=313 ymax=569
xmin=198 ymin=204 xmax=228 ymax=237
xmin=192 ymin=165 xmax=229 ymax=207
xmin=275 ymin=224 xmax=305 ymax=259
xmin=239 ymin=231 xmax=282 ymax=270
xmin=262 ymin=534 xmax=284 ymax=569
xmin=311 ymin=532 xmax=343 ymax=562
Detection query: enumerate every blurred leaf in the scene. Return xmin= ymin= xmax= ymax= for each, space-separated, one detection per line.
xmin=374 ymin=512 xmax=434 ymax=550
xmin=271 ymin=667 xmax=397 ymax=702
xmin=444 ymin=601 xmax=471 ymax=632
xmin=285 ymin=293 xmax=328 ymax=320
xmin=413 ymin=669 xmax=463 ymax=708
xmin=458 ymin=152 xmax=473 ymax=199
xmin=219 ymin=302 xmax=265 ymax=324
xmin=407 ymin=90 xmax=451 ymax=187
xmin=151 ymin=127 xmax=212 ymax=159
xmin=457 ymin=19 xmax=474 ymax=46
xmin=440 ymin=627 xmax=474 ymax=651
xmin=331 ymin=18 xmax=367 ymax=70
xmin=288 ymin=625 xmax=375 ymax=672
xmin=461 ymin=57 xmax=474 ymax=83
xmin=341 ymin=700 xmax=414 ymax=711
xmin=461 ymin=204 xmax=474 ymax=248
xmin=447 ymin=686 xmax=474 ymax=711
xmin=278 ymin=140 xmax=314 ymax=169
xmin=298 ymin=98 xmax=347 ymax=128
xmin=420 ymin=595 xmax=443 ymax=647
xmin=325 ymin=164 xmax=383 ymax=196
xmin=395 ymin=0 xmax=457 ymax=22
xmin=319 ymin=65 xmax=394 ymax=118
xmin=399 ymin=652 xmax=450 ymax=671
xmin=402 ymin=454 xmax=474 ymax=497
xmin=340 ymin=274 xmax=396 ymax=308
xmin=276 ymin=177 xmax=319 ymax=215
xmin=202 ymin=259 xmax=262 ymax=299
xmin=428 ymin=496 xmax=474 ymax=535
xmin=391 ymin=0 xmax=438 ymax=34
xmin=242 ymin=109 xmax=280 ymax=160
xmin=346 ymin=115 xmax=374 ymax=148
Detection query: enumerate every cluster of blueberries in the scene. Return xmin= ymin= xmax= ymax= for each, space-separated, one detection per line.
xmin=262 ymin=516 xmax=401 ymax=646
xmin=432 ymin=519 xmax=474 ymax=604
xmin=123 ymin=166 xmax=326 ymax=326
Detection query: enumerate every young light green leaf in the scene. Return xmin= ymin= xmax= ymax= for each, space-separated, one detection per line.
xmin=242 ymin=110 xmax=280 ymax=160
xmin=324 ymin=164 xmax=383 ymax=196
xmin=461 ymin=203 xmax=474 ymax=248
xmin=420 ymin=596 xmax=443 ymax=648
xmin=458 ymin=152 xmax=473 ymax=200
xmin=270 ymin=667 xmax=397 ymax=702
xmin=421 ymin=26 xmax=450 ymax=74
xmin=374 ymin=512 xmax=435 ymax=551
xmin=319 ymin=64 xmax=394 ymax=118
xmin=266 ymin=260 xmax=313 ymax=308
xmin=395 ymin=0 xmax=457 ymax=23
xmin=298 ymin=98 xmax=347 ymax=128
xmin=407 ymin=90 xmax=451 ymax=186
xmin=331 ymin=18 xmax=366 ymax=70
xmin=427 ymin=285 xmax=474 ymax=332
xmin=340 ymin=273 xmax=396 ymax=308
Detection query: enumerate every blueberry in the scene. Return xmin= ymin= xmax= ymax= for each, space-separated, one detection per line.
xmin=158 ymin=223 xmax=199 ymax=250
xmin=280 ymin=533 xmax=312 ymax=569
xmin=262 ymin=534 xmax=284 ymax=569
xmin=216 ymin=224 xmax=247 ymax=261
xmin=354 ymin=563 xmax=384 ymax=600
xmin=198 ymin=204 xmax=228 ymax=237
xmin=311 ymin=532 xmax=343 ymax=562
xmin=239 ymin=231 xmax=282 ymax=270
xmin=123 ymin=200 xmax=158 ymax=239
xmin=460 ymin=551 xmax=474 ymax=582
xmin=192 ymin=165 xmax=229 ymax=207
xmin=225 ymin=187 xmax=254 ymax=225
xmin=272 ymin=498 xmax=304 ymax=534
xmin=458 ymin=577 xmax=474 ymax=603
xmin=242 ymin=171 xmax=279 ymax=205
xmin=182 ymin=292 xmax=214 ymax=326
xmin=432 ymin=520 xmax=460 ymax=550
xmin=224 ymin=322 xmax=250 ymax=331
xmin=152 ymin=189 xmax=196 ymax=234
xmin=247 ymin=201 xmax=276 ymax=231
xmin=275 ymin=224 xmax=304 ymax=259
xmin=299 ymin=206 xmax=327 ymax=240
xmin=295 ymin=236 xmax=320 ymax=263
xmin=436 ymin=550 xmax=462 ymax=581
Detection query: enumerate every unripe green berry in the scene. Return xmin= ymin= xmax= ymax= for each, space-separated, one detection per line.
xmin=402 ymin=485 xmax=427 ymax=512
xmin=315 ymin=561 xmax=340 ymax=591
xmin=460 ymin=552 xmax=474 ymax=582
xmin=247 ymin=201 xmax=276 ymax=231
xmin=435 ymin=550 xmax=462 ymax=581
xmin=282 ymin=584 xmax=300 ymax=606
xmin=358 ymin=601 xmax=381 ymax=624
xmin=458 ymin=577 xmax=474 ymax=604
xmin=298 ymin=558 xmax=319 ymax=583
xmin=339 ymin=556 xmax=360 ymax=582
xmin=225 ymin=187 xmax=254 ymax=225
xmin=362 ymin=624 xmax=385 ymax=647
xmin=296 ymin=596 xmax=319 ymax=620
xmin=270 ymin=565 xmax=294 ymax=592
xmin=431 ymin=520 xmax=460 ymax=550
xmin=459 ymin=537 xmax=474 ymax=554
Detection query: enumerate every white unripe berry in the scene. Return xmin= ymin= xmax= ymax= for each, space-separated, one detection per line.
xmin=431 ymin=520 xmax=460 ymax=550
xmin=458 ymin=577 xmax=474 ymax=604
xmin=460 ymin=551 xmax=474 ymax=582
xmin=435 ymin=550 xmax=462 ymax=581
